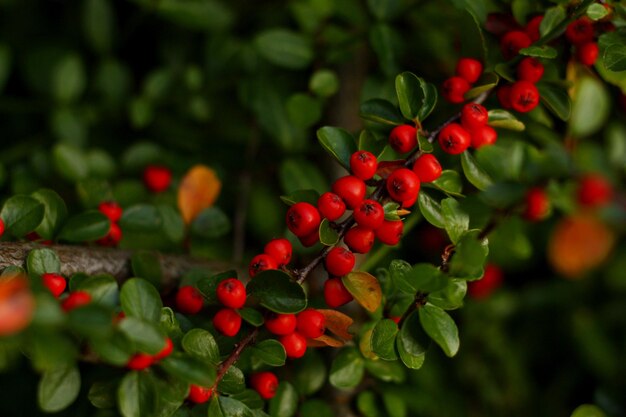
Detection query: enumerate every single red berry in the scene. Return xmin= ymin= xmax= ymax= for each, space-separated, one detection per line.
xmin=175 ymin=286 xmax=204 ymax=314
xmin=250 ymin=372 xmax=279 ymax=400
xmin=517 ymin=57 xmax=544 ymax=83
xmin=317 ymin=192 xmax=347 ymax=221
xmin=577 ymin=42 xmax=599 ymax=66
xmin=153 ymin=338 xmax=174 ymax=361
xmin=344 ymin=226 xmax=375 ymax=254
xmin=412 ymin=154 xmax=442 ymax=183
xmin=389 ymin=125 xmax=417 ymax=154
xmin=509 ymin=80 xmax=540 ymax=113
xmin=390 ymin=316 xmax=401 ymax=324
xmin=523 ymin=187 xmax=550 ymax=221
xmin=0 ymin=218 xmax=4 ymax=238
xmin=497 ymin=85 xmax=513 ymax=109
xmin=525 ymin=15 xmax=543 ymax=42
xmin=264 ymin=238 xmax=292 ymax=266
xmin=286 ymin=202 xmax=321 ymax=237
xmin=461 ymin=102 xmax=489 ymax=130
xmin=468 ymin=264 xmax=503 ymax=299
xmin=127 ymin=353 xmax=153 ymax=370
xmin=41 ymin=273 xmax=66 ymax=298
xmin=296 ymin=309 xmax=326 ymax=339
xmin=143 ymin=165 xmax=172 ymax=193
xmin=216 ymin=278 xmax=246 ymax=309
xmin=455 ymin=57 xmax=483 ymax=84
xmin=325 ymin=247 xmax=355 ymax=277
xmin=375 ymin=220 xmax=404 ymax=246
xmin=98 ymin=201 xmax=123 ymax=223
xmin=438 ymin=123 xmax=471 ymax=155
xmin=331 ymin=176 xmax=366 ymax=209
xmin=62 ymin=291 xmax=92 ymax=312
xmin=577 ymin=174 xmax=613 ymax=207
xmin=500 ymin=31 xmax=532 ymax=60
xmin=265 ymin=313 xmax=297 ymax=336
xmin=350 ymin=151 xmax=378 ymax=180
xmin=188 ymin=385 xmax=213 ymax=404
xmin=249 ymin=254 xmax=278 ymax=278
xmin=402 ymin=194 xmax=418 ymax=208
xmin=323 ymin=278 xmax=353 ymax=308
xmin=97 ymin=222 xmax=122 ymax=247
xmin=279 ymin=332 xmax=307 ymax=358
xmin=212 ymin=308 xmax=242 ymax=337
xmin=386 ymin=168 xmax=420 ymax=203
xmin=469 ymin=125 xmax=498 ymax=148
xmin=442 ymin=76 xmax=471 ymax=104
xmin=299 ymin=230 xmax=320 ymax=247
xmin=353 ymin=199 xmax=384 ymax=230
xmin=566 ymin=17 xmax=595 ymax=45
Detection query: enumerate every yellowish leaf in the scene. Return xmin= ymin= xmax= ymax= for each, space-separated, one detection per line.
xmin=177 ymin=165 xmax=222 ymax=224
xmin=341 ymin=271 xmax=382 ymax=313
xmin=307 ymin=334 xmax=345 ymax=348
xmin=359 ymin=328 xmax=378 ymax=359
xmin=318 ymin=309 xmax=353 ymax=341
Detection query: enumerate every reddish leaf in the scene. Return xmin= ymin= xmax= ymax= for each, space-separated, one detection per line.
xmin=177 ymin=165 xmax=222 ymax=224
xmin=317 ymin=309 xmax=353 ymax=341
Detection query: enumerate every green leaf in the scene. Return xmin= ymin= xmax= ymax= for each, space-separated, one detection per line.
xmin=254 ymin=29 xmax=313 ymax=69
xmin=586 ymin=3 xmax=609 ymax=21
xmin=418 ymin=303 xmax=459 ymax=357
xmin=120 ymin=204 xmax=162 ymax=232
xmin=279 ymin=189 xmax=320 ymax=206
xmin=38 ymin=366 xmax=81 ymax=412
xmin=464 ymin=72 xmax=499 ymax=100
xmin=571 ymin=404 xmax=607 ymax=417
xmin=441 ymin=198 xmax=469 ymax=244
xmin=487 ymin=109 xmax=525 ymax=131
xmin=329 ymin=348 xmax=365 ymax=389
xmin=428 ymin=279 xmax=467 ymax=310
xmin=428 ymin=170 xmax=463 ymax=196
xmin=209 ymin=396 xmax=225 ymax=417
xmin=247 ymin=270 xmax=306 ymax=313
xmin=370 ymin=24 xmax=401 ymax=77
xmin=309 ymin=69 xmax=339 ymax=98
xmin=157 ymin=205 xmax=185 ymax=244
xmin=219 ymin=366 xmax=245 ymax=395
xmin=449 ymin=230 xmax=489 ymax=280
xmin=292 ymin=350 xmax=326 ymax=395
xmin=316 ymin=126 xmax=357 ymax=171
xmin=152 ymin=376 xmax=189 ymax=417
xmin=231 ymin=390 xmax=264 ymax=410
xmin=537 ymin=82 xmax=572 ymax=121
xmin=191 ymin=207 xmax=231 ymax=239
xmin=364 ymin=359 xmax=405 ymax=383
xmin=67 ymin=304 xmax=114 ymax=339
xmin=53 ymin=54 xmax=85 ymax=102
xmin=286 ymin=93 xmax=322 ymax=129
xmin=0 ymin=195 xmax=45 ymax=237
xmin=300 ymin=400 xmax=334 ymax=417
xmin=475 ymin=142 xmax=525 ymax=181
xmin=117 ymin=371 xmax=157 ymax=417
xmin=395 ymin=263 xmax=447 ymax=293
xmin=58 ymin=210 xmax=110 ymax=242
xmin=251 ymin=339 xmax=286 ymax=367
xmin=88 ymin=380 xmax=118 ymax=409
xmin=418 ymin=192 xmax=444 ymax=229
xmin=395 ymin=72 xmax=437 ymax=122
xmin=90 ymin=330 xmax=133 ymax=366
xmin=319 ymin=218 xmax=339 ymax=246
xmin=396 ymin=310 xmax=427 ymax=369
xmin=196 ymin=270 xmax=235 ymax=305
xmin=569 ymin=76 xmax=611 ymax=137
xmin=356 ymin=391 xmax=381 ymax=417
xmin=77 ymin=274 xmax=119 ymax=306
xmin=417 ymin=134 xmax=434 ymax=153
xmin=219 ymin=396 xmax=255 ymax=417
xmin=358 ymin=130 xmax=388 ymax=158
xmin=519 ymin=45 xmax=558 ymax=59
xmin=239 ymin=307 xmax=264 ymax=327
xmin=120 ymin=278 xmax=163 ymax=322
xmin=539 ymin=5 xmax=566 ymax=37
xmin=118 ymin=317 xmax=166 ymax=355
xmin=603 ymin=43 xmax=626 ymax=72
xmin=31 ymin=189 xmax=68 ymax=239
xmin=27 ymin=248 xmax=61 ymax=276
xmin=269 ymin=382 xmax=298 ymax=417
xmin=52 ymin=144 xmax=88 ymax=182
xmin=181 ymin=328 xmax=220 ymax=365
xmin=460 ymin=151 xmax=493 ymax=191
xmin=367 ymin=0 xmax=400 ymax=20
xmin=370 ymin=319 xmax=398 ymax=360
xmin=279 ymin=159 xmax=327 ymax=194
xmin=360 ymin=99 xmax=404 ymax=126
xmin=160 ymin=353 xmax=217 ymax=386
xmin=131 ymin=251 xmax=163 ymax=289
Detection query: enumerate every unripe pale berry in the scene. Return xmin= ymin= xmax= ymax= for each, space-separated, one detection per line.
xmin=325 ymin=247 xmax=355 ymax=277
xmin=455 ymin=58 xmax=483 ymax=84
xmin=461 ymin=102 xmax=488 ymax=130
xmin=286 ymin=202 xmax=321 ymax=237
xmin=438 ymin=123 xmax=471 ymax=155
xmin=279 ymin=332 xmax=307 ymax=358
xmin=324 ymin=278 xmax=353 ymax=308
xmin=127 ymin=353 xmax=153 ymax=370
xmin=525 ymin=15 xmax=543 ymax=42
xmin=344 ymin=226 xmax=375 ymax=254
xmin=389 ymin=125 xmax=417 ymax=153
xmin=517 ymin=57 xmax=544 ymax=83
xmin=264 ymin=238 xmax=292 ymax=266
xmin=412 ymin=154 xmax=442 ymax=183
xmin=153 ymin=338 xmax=174 ymax=360
xmin=350 ymin=150 xmax=378 ymax=180
xmin=577 ymin=174 xmax=613 ymax=207
xmin=188 ymin=385 xmax=213 ymax=404
xmin=265 ymin=313 xmax=297 ymax=336
xmin=523 ymin=187 xmax=550 ymax=222
xmin=468 ymin=264 xmax=503 ymax=299
xmin=375 ymin=220 xmax=404 ymax=246
xmin=62 ymin=291 xmax=92 ymax=312
xmin=469 ymin=125 xmax=498 ymax=148
xmin=216 ymin=278 xmax=246 ymax=309
xmin=386 ymin=168 xmax=420 ymax=203
xmin=143 ymin=165 xmax=172 ymax=193
xmin=509 ymin=81 xmax=540 ymax=113
xmin=249 ymin=254 xmax=278 ymax=278
xmin=500 ymin=31 xmax=532 ymax=60
xmin=566 ymin=17 xmax=595 ymax=45
xmin=213 ymin=308 xmax=242 ymax=337
xmin=250 ymin=372 xmax=278 ymax=400
xmin=98 ymin=201 xmax=123 ymax=223
xmin=353 ymin=199 xmax=384 ymax=230
xmin=577 ymin=42 xmax=599 ymax=66
xmin=331 ymin=176 xmax=366 ymax=209
xmin=42 ymin=273 xmax=66 ymax=298
xmin=317 ymin=192 xmax=346 ymax=221
xmin=175 ymin=286 xmax=204 ymax=314
xmin=296 ymin=309 xmax=326 ymax=339
xmin=442 ymin=76 xmax=471 ymax=103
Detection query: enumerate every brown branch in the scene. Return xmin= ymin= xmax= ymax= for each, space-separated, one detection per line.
xmin=210 ymin=327 xmax=259 ymax=392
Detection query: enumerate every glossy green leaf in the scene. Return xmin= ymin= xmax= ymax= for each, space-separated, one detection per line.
xmin=120 ymin=278 xmax=163 ymax=322
xmin=76 ymin=274 xmax=118 ymax=306
xmin=519 ymin=45 xmax=558 ymax=58
xmin=152 ymin=376 xmax=189 ymax=417
xmin=254 ymin=29 xmax=313 ymax=69
xmin=395 ymin=263 xmax=447 ymax=294
xmin=196 ymin=270 xmax=235 ymax=305
xmin=219 ymin=396 xmax=255 ymax=417
xmin=461 ymin=151 xmax=493 ymax=191
xmin=120 ymin=204 xmax=162 ymax=232
xmin=395 ymin=72 xmax=437 ymax=122
xmin=539 ymin=5 xmax=565 ymax=37
xmin=586 ymin=3 xmax=609 ymax=21
xmin=449 ymin=230 xmax=489 ymax=280
xmin=239 ymin=307 xmax=264 ymax=327
xmin=247 ymin=270 xmax=306 ymax=313
xmin=269 ymin=382 xmax=298 ymax=417
xmin=250 ymin=339 xmax=286 ymax=367
xmin=31 ymin=189 xmax=68 ymax=239
xmin=418 ymin=191 xmax=444 ymax=229
xmin=118 ymin=317 xmax=166 ymax=355
xmin=58 ymin=210 xmax=109 ymax=242
xmin=219 ymin=366 xmax=245 ymax=395
xmin=316 ymin=126 xmax=357 ymax=171
xmin=370 ymin=319 xmax=398 ymax=360
xmin=396 ymin=310 xmax=427 ymax=369
xmin=88 ymin=380 xmax=118 ymax=409
xmin=181 ymin=328 xmax=220 ymax=365
xmin=360 ymin=99 xmax=404 ymax=126
xmin=441 ymin=198 xmax=469 ymax=244
xmin=231 ymin=390 xmax=264 ymax=410
xmin=117 ymin=371 xmax=157 ymax=417
xmin=364 ymin=359 xmax=405 ymax=383
xmin=160 ymin=353 xmax=217 ymax=386
xmin=329 ymin=348 xmax=365 ymax=389
xmin=90 ymin=330 xmax=133 ymax=366
xmin=464 ymin=72 xmax=499 ymax=100
xmin=537 ymin=82 xmax=572 ymax=121
xmin=358 ymin=130 xmax=388 ymax=157
xmin=428 ymin=279 xmax=467 ymax=310
xmin=319 ymin=218 xmax=339 ymax=246
xmin=487 ymin=109 xmax=525 ymax=131
xmin=0 ymin=195 xmax=45 ymax=237
xmin=38 ymin=365 xmax=81 ymax=412
xmin=603 ymin=44 xmax=626 ymax=72
xmin=429 ymin=169 xmax=463 ymax=196
xmin=419 ymin=303 xmax=459 ymax=357
xmin=292 ymin=350 xmax=326 ymax=395
xmin=27 ymin=248 xmax=61 ymax=275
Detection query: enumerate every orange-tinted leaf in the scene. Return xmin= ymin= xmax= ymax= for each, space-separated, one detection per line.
xmin=341 ymin=271 xmax=382 ymax=313
xmin=307 ymin=334 xmax=345 ymax=348
xmin=359 ymin=328 xmax=377 ymax=359
xmin=548 ymin=214 xmax=615 ymax=278
xmin=177 ymin=165 xmax=222 ymax=224
xmin=0 ymin=274 xmax=35 ymax=336
xmin=318 ymin=309 xmax=353 ymax=341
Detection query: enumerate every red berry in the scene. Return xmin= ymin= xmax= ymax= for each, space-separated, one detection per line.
xmin=216 ymin=278 xmax=246 ymax=309
xmin=375 ymin=220 xmax=404 ymax=246
xmin=265 ymin=313 xmax=297 ymax=336
xmin=402 ymin=194 xmax=418 ymax=208
xmin=98 ymin=201 xmax=122 ymax=223
xmin=325 ymin=247 xmax=355 ymax=277
xmin=390 ymin=316 xmax=401 ymax=324
xmin=212 ymin=308 xmax=242 ymax=337
xmin=577 ymin=42 xmax=599 ymax=66
xmin=353 ymin=199 xmax=384 ymax=230
xmin=264 ymin=238 xmax=292 ymax=266
xmin=525 ymin=15 xmax=543 ymax=42
xmin=127 ymin=353 xmax=153 ymax=370
xmin=0 ymin=218 xmax=4 ymax=238
xmin=497 ymin=85 xmax=513 ymax=109
xmin=317 ymin=192 xmax=346 ymax=221
xmin=323 ymin=278 xmax=353 ymax=308
xmin=455 ymin=58 xmax=483 ymax=84
xmin=350 ymin=151 xmax=378 ymax=180
xmin=510 ymin=81 xmax=540 ymax=113
xmin=468 ymin=264 xmax=503 ymax=299
xmin=188 ymin=385 xmax=213 ymax=404
xmin=153 ymin=338 xmax=174 ymax=360
xmin=279 ymin=332 xmax=307 ymax=358
xmin=577 ymin=174 xmax=613 ymax=207
xmin=523 ymin=187 xmax=550 ymax=221
xmin=41 ymin=273 xmax=66 ymax=298
xmin=566 ymin=17 xmax=595 ymax=45
xmin=412 ymin=154 xmax=442 ymax=183
xmin=97 ymin=222 xmax=122 ymax=247
xmin=389 ymin=125 xmax=417 ymax=154
xmin=517 ymin=57 xmax=544 ymax=83
xmin=250 ymin=372 xmax=279 ymax=400
xmin=344 ymin=226 xmax=375 ymax=254
xmin=175 ymin=286 xmax=204 ymax=314
xmin=386 ymin=168 xmax=420 ymax=203
xmin=461 ymin=102 xmax=488 ymax=130
xmin=296 ymin=309 xmax=326 ymax=339
xmin=286 ymin=202 xmax=321 ymax=237
xmin=500 ymin=31 xmax=532 ymax=60
xmin=299 ymin=230 xmax=320 ymax=247
xmin=469 ymin=125 xmax=498 ymax=148
xmin=143 ymin=165 xmax=172 ymax=193
xmin=249 ymin=254 xmax=278 ymax=278
xmin=331 ymin=176 xmax=366 ymax=209
xmin=438 ymin=123 xmax=471 ymax=155
xmin=442 ymin=76 xmax=471 ymax=104
xmin=62 ymin=291 xmax=92 ymax=312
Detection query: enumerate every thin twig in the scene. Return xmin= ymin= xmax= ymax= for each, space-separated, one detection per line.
xmin=210 ymin=327 xmax=259 ymax=391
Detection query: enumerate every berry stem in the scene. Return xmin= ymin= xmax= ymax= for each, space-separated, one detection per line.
xmin=210 ymin=327 xmax=259 ymax=392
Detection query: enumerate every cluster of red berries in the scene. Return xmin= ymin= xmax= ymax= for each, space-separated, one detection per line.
xmin=266 ymin=308 xmax=326 ymax=359
xmin=565 ymin=17 xmax=601 ymax=66
xmin=212 ymin=277 xmax=246 ymax=337
xmin=143 ymin=165 xmax=172 ymax=193
xmin=438 ymin=102 xmax=499 ymax=154
xmin=39 ymin=271 xmax=94 ymax=311
xmin=442 ymin=57 xmax=483 ymax=104
xmin=97 ymin=201 xmax=123 ymax=246
xmin=126 ymin=336 xmax=174 ymax=370
xmin=249 ymin=238 xmax=292 ymax=277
